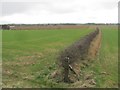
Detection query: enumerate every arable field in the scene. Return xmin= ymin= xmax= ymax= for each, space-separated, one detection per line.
xmin=2 ymin=26 xmax=118 ymax=88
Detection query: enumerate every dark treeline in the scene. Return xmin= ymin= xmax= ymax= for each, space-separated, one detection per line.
xmin=0 ymin=23 xmax=118 ymax=30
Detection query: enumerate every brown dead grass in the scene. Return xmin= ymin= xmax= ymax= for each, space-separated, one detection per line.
xmin=11 ymin=25 xmax=90 ymax=30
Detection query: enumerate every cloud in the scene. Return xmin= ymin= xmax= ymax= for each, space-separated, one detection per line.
xmin=0 ymin=0 xmax=119 ymax=24
xmin=98 ymin=0 xmax=118 ymax=10
xmin=2 ymin=2 xmax=39 ymax=16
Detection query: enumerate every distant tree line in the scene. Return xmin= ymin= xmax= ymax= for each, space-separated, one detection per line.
xmin=0 ymin=23 xmax=118 ymax=30
xmin=1 ymin=25 xmax=10 ymax=30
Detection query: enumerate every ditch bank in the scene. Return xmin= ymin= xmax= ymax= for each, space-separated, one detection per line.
xmin=50 ymin=28 xmax=102 ymax=83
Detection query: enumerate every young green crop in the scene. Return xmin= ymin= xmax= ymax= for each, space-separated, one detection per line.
xmin=2 ymin=29 xmax=92 ymax=88
xmin=2 ymin=26 xmax=118 ymax=88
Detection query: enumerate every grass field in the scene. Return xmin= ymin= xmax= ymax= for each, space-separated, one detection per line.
xmin=0 ymin=30 xmax=2 ymax=88
xmin=82 ymin=26 xmax=118 ymax=88
xmin=2 ymin=26 xmax=118 ymax=88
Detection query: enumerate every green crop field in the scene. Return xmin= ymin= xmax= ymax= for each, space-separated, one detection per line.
xmin=2 ymin=26 xmax=118 ymax=88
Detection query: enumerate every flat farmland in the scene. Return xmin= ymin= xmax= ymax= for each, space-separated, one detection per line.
xmin=2 ymin=26 xmax=118 ymax=88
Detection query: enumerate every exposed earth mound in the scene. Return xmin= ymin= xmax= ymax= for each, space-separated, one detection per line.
xmin=50 ymin=28 xmax=102 ymax=85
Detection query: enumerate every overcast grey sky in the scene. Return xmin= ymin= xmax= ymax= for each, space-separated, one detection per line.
xmin=0 ymin=0 xmax=119 ymax=24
